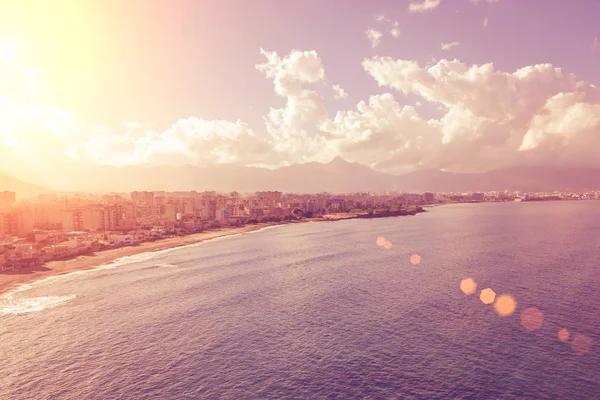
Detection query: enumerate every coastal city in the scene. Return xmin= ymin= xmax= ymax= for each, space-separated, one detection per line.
xmin=1 ymin=188 xmax=599 ymax=272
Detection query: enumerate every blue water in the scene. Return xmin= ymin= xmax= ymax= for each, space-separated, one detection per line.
xmin=0 ymin=202 xmax=598 ymax=399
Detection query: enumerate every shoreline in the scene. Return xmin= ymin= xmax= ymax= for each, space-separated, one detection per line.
xmin=0 ymin=209 xmax=423 ymax=298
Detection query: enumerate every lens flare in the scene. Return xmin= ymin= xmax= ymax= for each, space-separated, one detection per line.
xmin=520 ymin=308 xmax=543 ymax=331
xmin=460 ymin=278 xmax=477 ymax=295
xmin=557 ymin=328 xmax=570 ymax=342
xmin=409 ymin=254 xmax=421 ymax=265
xmin=376 ymin=237 xmax=386 ymax=247
xmin=571 ymin=334 xmax=593 ymax=355
xmin=383 ymin=241 xmax=392 ymax=249
xmin=494 ymin=294 xmax=516 ymax=317
xmin=479 ymin=288 xmax=496 ymax=305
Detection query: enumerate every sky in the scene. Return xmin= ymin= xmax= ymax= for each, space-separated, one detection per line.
xmin=0 ymin=0 xmax=600 ymax=181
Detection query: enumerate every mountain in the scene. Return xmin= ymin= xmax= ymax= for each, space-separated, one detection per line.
xmin=27 ymin=158 xmax=399 ymax=193
xmin=397 ymin=166 xmax=600 ymax=192
xmin=0 ymin=172 xmax=52 ymax=198
xmin=4 ymin=160 xmax=600 ymax=194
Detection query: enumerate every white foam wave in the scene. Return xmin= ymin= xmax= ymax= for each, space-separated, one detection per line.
xmin=0 ymin=294 xmax=76 ymax=315
xmin=154 ymin=263 xmax=178 ymax=268
xmin=1 ymin=224 xmax=290 ymax=302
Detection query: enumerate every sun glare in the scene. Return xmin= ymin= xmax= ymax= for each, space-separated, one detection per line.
xmin=0 ymin=38 xmax=20 ymax=62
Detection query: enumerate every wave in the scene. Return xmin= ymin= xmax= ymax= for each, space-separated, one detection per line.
xmin=1 ymin=224 xmax=287 ymax=302
xmin=154 ymin=263 xmax=178 ymax=268
xmin=0 ymin=294 xmax=77 ymax=315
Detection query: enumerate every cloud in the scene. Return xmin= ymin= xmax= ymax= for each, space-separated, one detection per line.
xmin=0 ymin=95 xmax=81 ymax=172
xmin=484 ymin=16 xmax=488 ymax=28
xmin=593 ymin=37 xmax=599 ymax=53
xmin=361 ymin=56 xmax=600 ymax=171
xmin=321 ymin=94 xmax=442 ymax=173
xmin=78 ymin=118 xmax=273 ymax=167
xmin=390 ymin=22 xmax=401 ymax=38
xmin=255 ymin=48 xmax=324 ymax=97
xmin=3 ymin=45 xmax=600 ymax=178
xmin=441 ymin=41 xmax=460 ymax=50
xmin=332 ymin=84 xmax=348 ymax=100
xmin=408 ymin=0 xmax=442 ymax=13
xmin=374 ymin=16 xmax=400 ymax=39
xmin=123 ymin=121 xmax=144 ymax=129
xmin=365 ymin=29 xmax=383 ymax=48
xmin=256 ymin=49 xmax=335 ymax=164
xmin=519 ymin=92 xmax=600 ymax=151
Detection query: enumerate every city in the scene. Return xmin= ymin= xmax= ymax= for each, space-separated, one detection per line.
xmin=1 ymin=188 xmax=599 ymax=272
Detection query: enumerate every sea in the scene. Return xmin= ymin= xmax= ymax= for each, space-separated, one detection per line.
xmin=0 ymin=201 xmax=598 ymax=399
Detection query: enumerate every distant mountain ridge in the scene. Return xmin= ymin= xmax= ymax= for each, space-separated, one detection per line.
xmin=0 ymin=172 xmax=51 ymax=198
xmin=2 ymin=160 xmax=600 ymax=194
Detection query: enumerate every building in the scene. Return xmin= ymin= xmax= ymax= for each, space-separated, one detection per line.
xmin=422 ymin=192 xmax=436 ymax=203
xmin=131 ymin=191 xmax=155 ymax=206
xmin=472 ymin=193 xmax=485 ymax=202
xmin=0 ymin=192 xmax=16 ymax=208
xmin=61 ymin=209 xmax=84 ymax=231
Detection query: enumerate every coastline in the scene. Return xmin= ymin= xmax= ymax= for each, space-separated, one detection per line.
xmin=0 ymin=223 xmax=280 ymax=298
xmin=0 ymin=208 xmax=423 ymax=298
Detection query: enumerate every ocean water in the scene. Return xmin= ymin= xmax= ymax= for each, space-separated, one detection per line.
xmin=0 ymin=202 xmax=598 ymax=399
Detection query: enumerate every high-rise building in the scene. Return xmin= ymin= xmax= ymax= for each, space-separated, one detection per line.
xmin=0 ymin=192 xmax=16 ymax=208
xmin=61 ymin=209 xmax=84 ymax=231
xmin=131 ymin=191 xmax=155 ymax=205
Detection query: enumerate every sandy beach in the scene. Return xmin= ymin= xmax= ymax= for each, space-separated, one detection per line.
xmin=0 ymin=222 xmax=287 ymax=297
xmin=0 ymin=208 xmax=424 ymax=297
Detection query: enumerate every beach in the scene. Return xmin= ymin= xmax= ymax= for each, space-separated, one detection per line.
xmin=0 ymin=222 xmax=285 ymax=297
xmin=0 ymin=208 xmax=424 ymax=298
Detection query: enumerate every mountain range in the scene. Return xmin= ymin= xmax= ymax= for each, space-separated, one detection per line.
xmin=2 ymin=158 xmax=600 ymax=195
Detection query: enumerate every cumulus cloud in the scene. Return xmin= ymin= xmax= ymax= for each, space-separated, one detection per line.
xmin=255 ymin=48 xmax=324 ymax=97
xmin=390 ymin=22 xmax=401 ymax=38
xmin=332 ymin=84 xmax=348 ymax=100
xmin=361 ymin=56 xmax=600 ymax=171
xmin=365 ymin=29 xmax=383 ymax=48
xmin=123 ymin=121 xmax=144 ymax=129
xmin=441 ymin=41 xmax=460 ymax=50
xmin=321 ymin=94 xmax=442 ymax=173
xmin=77 ymin=118 xmax=273 ymax=167
xmin=408 ymin=0 xmax=442 ymax=13
xmin=256 ymin=49 xmax=336 ymax=164
xmin=3 ymin=44 xmax=600 ymax=178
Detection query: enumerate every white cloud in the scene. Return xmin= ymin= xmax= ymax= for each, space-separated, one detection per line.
xmin=321 ymin=94 xmax=442 ymax=173
xmin=255 ymin=48 xmax=324 ymax=97
xmin=484 ymin=16 xmax=488 ymax=28
xmin=519 ymin=93 xmax=600 ymax=151
xmin=3 ymin=44 xmax=600 ymax=178
xmin=123 ymin=121 xmax=144 ymax=129
xmin=365 ymin=29 xmax=383 ymax=48
xmin=408 ymin=0 xmax=442 ymax=13
xmin=332 ymin=84 xmax=348 ymax=100
xmin=361 ymin=56 xmax=600 ymax=171
xmin=441 ymin=41 xmax=460 ymax=51
xmin=256 ymin=49 xmax=334 ymax=164
xmin=79 ymin=118 xmax=273 ymax=167
xmin=390 ymin=22 xmax=401 ymax=38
